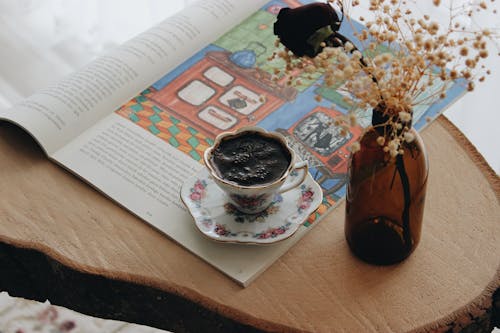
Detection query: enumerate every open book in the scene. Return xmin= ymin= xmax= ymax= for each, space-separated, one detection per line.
xmin=0 ymin=0 xmax=466 ymax=287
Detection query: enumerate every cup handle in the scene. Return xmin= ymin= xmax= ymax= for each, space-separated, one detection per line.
xmin=278 ymin=161 xmax=308 ymax=193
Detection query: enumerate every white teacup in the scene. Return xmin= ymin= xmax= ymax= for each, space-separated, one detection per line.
xmin=204 ymin=126 xmax=308 ymax=214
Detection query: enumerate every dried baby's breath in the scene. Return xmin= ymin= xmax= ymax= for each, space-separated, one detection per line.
xmin=275 ymin=0 xmax=499 ymax=156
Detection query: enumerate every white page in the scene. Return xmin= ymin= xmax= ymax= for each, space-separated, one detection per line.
xmin=0 ymin=0 xmax=267 ymax=155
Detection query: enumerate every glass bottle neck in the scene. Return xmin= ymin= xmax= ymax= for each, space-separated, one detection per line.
xmin=371 ymin=104 xmax=413 ymax=136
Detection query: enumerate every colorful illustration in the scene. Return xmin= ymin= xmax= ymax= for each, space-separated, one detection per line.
xmin=116 ymin=0 xmax=466 ymax=227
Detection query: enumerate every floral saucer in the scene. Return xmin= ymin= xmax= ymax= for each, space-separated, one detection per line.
xmin=180 ymin=168 xmax=323 ymax=245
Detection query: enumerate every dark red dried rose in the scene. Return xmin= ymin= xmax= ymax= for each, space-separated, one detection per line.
xmin=273 ymin=3 xmax=341 ymax=57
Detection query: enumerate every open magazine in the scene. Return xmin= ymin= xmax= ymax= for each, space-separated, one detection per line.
xmin=0 ymin=0 xmax=466 ymax=287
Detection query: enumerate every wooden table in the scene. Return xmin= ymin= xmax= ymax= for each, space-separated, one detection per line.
xmin=1 ymin=116 xmax=499 ymax=333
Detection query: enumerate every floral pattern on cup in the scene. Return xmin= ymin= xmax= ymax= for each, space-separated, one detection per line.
xmin=254 ymin=222 xmax=292 ymax=239
xmin=189 ymin=179 xmax=207 ymax=208
xmin=297 ymin=184 xmax=314 ymax=214
xmin=214 ymin=224 xmax=236 ymax=237
xmin=224 ymin=194 xmax=283 ymax=223
xmin=228 ymin=193 xmax=269 ymax=213
xmin=200 ymin=216 xmax=214 ymax=231
xmin=211 ymin=222 xmax=292 ymax=240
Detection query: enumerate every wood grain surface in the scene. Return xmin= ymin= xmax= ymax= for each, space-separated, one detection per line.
xmin=0 ymin=117 xmax=499 ymax=333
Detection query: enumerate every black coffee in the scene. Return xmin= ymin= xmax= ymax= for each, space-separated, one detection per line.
xmin=211 ymin=132 xmax=291 ymax=186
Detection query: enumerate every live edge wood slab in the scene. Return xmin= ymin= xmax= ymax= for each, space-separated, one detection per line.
xmin=0 ymin=117 xmax=498 ymax=333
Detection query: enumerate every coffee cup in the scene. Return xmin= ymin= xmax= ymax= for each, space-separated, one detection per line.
xmin=204 ymin=126 xmax=308 ymax=214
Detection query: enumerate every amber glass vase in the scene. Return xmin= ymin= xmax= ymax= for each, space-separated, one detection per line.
xmin=345 ymin=110 xmax=428 ymax=265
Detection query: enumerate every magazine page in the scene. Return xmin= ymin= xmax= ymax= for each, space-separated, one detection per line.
xmin=51 ymin=0 xmax=467 ymax=286
xmin=0 ymin=0 xmax=265 ymax=155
